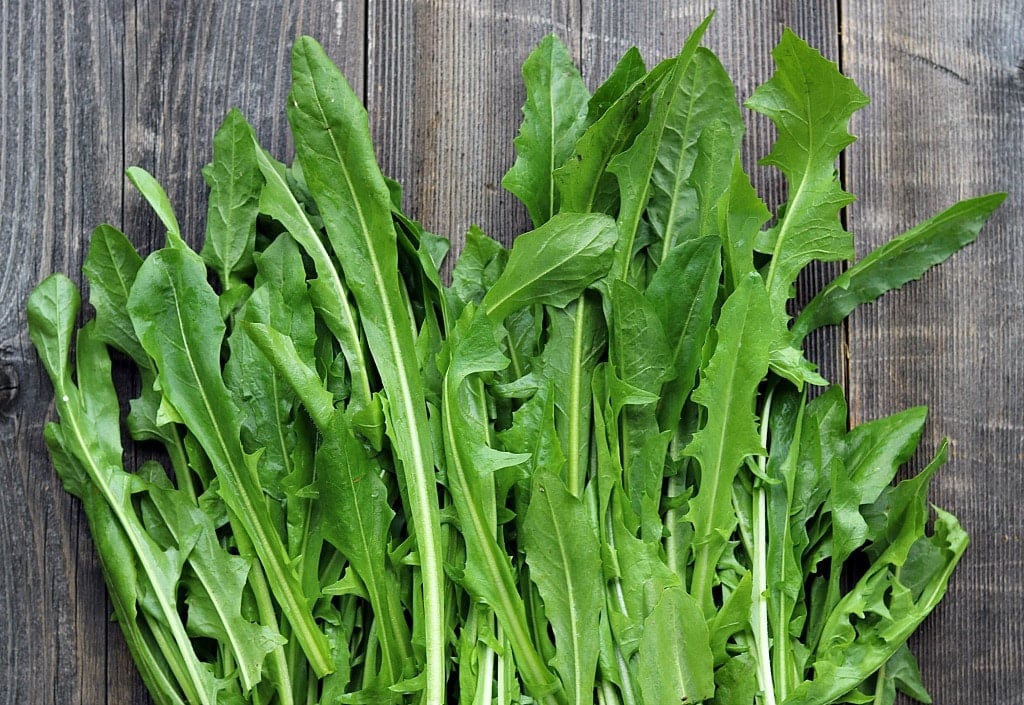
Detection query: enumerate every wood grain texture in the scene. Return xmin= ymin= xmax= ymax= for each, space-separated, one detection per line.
xmin=1 ymin=1 xmax=1020 ymax=703
xmin=1 ymin=3 xmax=123 ymax=704
xmin=842 ymin=2 xmax=1024 ymax=702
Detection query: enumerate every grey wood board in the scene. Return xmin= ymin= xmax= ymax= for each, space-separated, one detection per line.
xmin=1 ymin=1 xmax=1020 ymax=703
xmin=843 ymin=2 xmax=1024 ymax=702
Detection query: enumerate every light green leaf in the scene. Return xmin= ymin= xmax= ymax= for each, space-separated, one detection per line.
xmin=483 ymin=212 xmax=617 ymax=320
xmin=503 ymin=34 xmax=591 ymax=227
xmin=126 ymin=166 xmax=185 ymax=248
xmin=746 ymin=29 xmax=869 ymax=322
xmin=535 ymin=295 xmax=606 ymax=496
xmin=450 ymin=225 xmax=508 ymax=312
xmin=146 ymin=483 xmax=286 ymax=693
xmin=786 ymin=445 xmax=968 ymax=705
xmin=524 ymin=470 xmax=604 ymax=705
xmin=27 ymin=288 xmax=220 ymax=705
xmin=645 ymin=235 xmax=721 ymax=432
xmin=586 ymin=46 xmax=646 ymax=123
xmin=720 ymin=157 xmax=771 ymax=290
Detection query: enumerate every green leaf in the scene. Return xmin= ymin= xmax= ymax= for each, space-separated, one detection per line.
xmin=126 ymin=166 xmax=185 ymax=248
xmin=720 ymin=158 xmax=771 ymax=290
xmin=645 ymin=48 xmax=743 ymax=263
xmin=786 ymin=444 xmax=968 ymax=705
xmin=746 ymin=29 xmax=869 ymax=322
xmin=83 ymin=224 xmax=147 ymax=364
xmin=27 ymin=290 xmax=220 ymax=705
xmin=503 ymin=34 xmax=591 ymax=227
xmin=645 ymin=235 xmax=722 ymax=432
xmin=241 ymin=321 xmax=335 ymax=430
xmin=554 ymin=62 xmax=654 ymax=216
xmin=482 ymin=212 xmax=617 ymax=320
xmin=637 ymin=586 xmax=715 ymax=704
xmin=226 ymin=236 xmax=316 ymax=496
xmin=128 ymin=245 xmax=332 ymax=677
xmin=586 ymin=46 xmax=646 ymax=123
xmin=287 ymin=35 xmax=445 ymax=700
xmin=710 ymin=653 xmax=758 ymax=705
xmin=316 ymin=411 xmax=412 ymax=688
xmin=606 ymin=15 xmax=712 ymax=281
xmin=708 ymin=571 xmax=752 ymax=665
xmin=792 ymin=192 xmax=1007 ymax=341
xmin=146 ymin=482 xmax=286 ymax=693
xmin=608 ymin=279 xmax=672 ymax=521
xmin=440 ymin=307 xmax=558 ymax=702
xmin=200 ymin=109 xmax=263 ymax=288
xmin=450 ymin=225 xmax=508 ymax=313
xmin=535 ymin=295 xmax=606 ymax=496
xmin=685 ymin=119 xmax=745 ymax=247
xmin=27 ymin=274 xmax=80 ymax=388
xmin=251 ymin=140 xmax=373 ymax=410
xmin=524 ymin=470 xmax=604 ymax=705
xmin=870 ymin=644 xmax=933 ymax=705
xmin=685 ymin=273 xmax=772 ymax=616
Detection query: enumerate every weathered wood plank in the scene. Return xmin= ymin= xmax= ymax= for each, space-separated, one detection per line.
xmin=2 ymin=1 xmax=1021 ymax=703
xmin=0 ymin=2 xmax=125 ymax=704
xmin=843 ymin=3 xmax=1024 ymax=703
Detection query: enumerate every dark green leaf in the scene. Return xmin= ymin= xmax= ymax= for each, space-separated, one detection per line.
xmin=200 ymin=109 xmax=262 ymax=288
xmin=792 ymin=192 xmax=1007 ymax=341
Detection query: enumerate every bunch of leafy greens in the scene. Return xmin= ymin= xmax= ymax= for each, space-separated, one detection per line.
xmin=28 ymin=18 xmax=1002 ymax=705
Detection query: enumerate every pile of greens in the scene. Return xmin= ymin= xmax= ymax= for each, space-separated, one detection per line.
xmin=28 ymin=18 xmax=1003 ymax=705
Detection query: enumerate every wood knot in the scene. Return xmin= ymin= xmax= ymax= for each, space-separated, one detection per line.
xmin=0 ymin=362 xmax=18 ymax=410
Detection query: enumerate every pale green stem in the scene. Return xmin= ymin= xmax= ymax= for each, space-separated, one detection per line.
xmin=752 ymin=388 xmax=777 ymax=705
xmin=234 ymin=527 xmax=295 ymax=705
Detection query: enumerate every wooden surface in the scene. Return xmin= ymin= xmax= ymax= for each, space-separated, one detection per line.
xmin=1 ymin=1 xmax=1021 ymax=702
